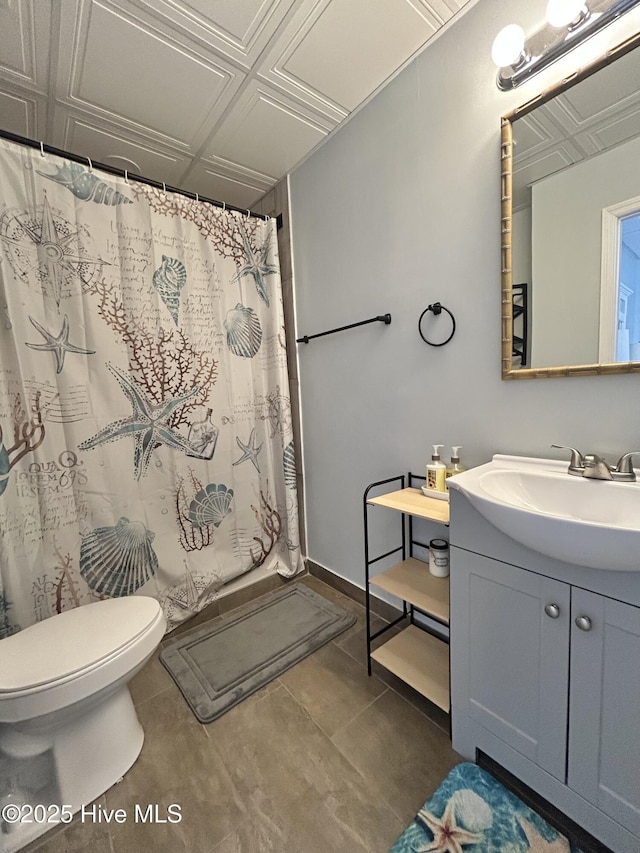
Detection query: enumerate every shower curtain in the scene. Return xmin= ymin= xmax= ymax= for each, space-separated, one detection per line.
xmin=0 ymin=138 xmax=302 ymax=635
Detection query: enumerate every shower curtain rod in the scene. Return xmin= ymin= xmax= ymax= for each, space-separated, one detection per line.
xmin=0 ymin=128 xmax=282 ymax=228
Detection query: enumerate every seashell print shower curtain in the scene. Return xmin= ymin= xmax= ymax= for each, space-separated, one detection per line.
xmin=0 ymin=138 xmax=302 ymax=635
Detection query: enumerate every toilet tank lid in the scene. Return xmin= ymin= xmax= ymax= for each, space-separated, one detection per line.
xmin=0 ymin=596 xmax=163 ymax=692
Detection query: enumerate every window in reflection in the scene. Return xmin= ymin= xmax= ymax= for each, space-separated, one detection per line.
xmin=617 ymin=211 xmax=640 ymax=361
xmin=599 ymin=198 xmax=640 ymax=363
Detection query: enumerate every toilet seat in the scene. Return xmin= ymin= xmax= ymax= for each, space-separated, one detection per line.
xmin=0 ymin=597 xmax=163 ymax=695
xmin=0 ymin=596 xmax=166 ymax=824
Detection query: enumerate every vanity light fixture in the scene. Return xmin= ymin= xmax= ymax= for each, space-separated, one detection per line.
xmin=491 ymin=0 xmax=640 ymax=89
xmin=546 ymin=0 xmax=590 ymax=27
xmin=491 ymin=24 xmax=527 ymax=69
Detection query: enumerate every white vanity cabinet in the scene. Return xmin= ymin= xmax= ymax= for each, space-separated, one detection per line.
xmin=568 ymin=589 xmax=640 ymax=839
xmin=449 ymin=489 xmax=640 ymax=853
xmin=452 ymin=550 xmax=570 ymax=782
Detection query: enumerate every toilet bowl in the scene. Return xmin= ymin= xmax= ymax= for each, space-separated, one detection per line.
xmin=0 ymin=596 xmax=166 ymax=843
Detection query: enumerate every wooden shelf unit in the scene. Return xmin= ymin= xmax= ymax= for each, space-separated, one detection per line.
xmin=364 ymin=473 xmax=451 ymax=713
xmin=367 ymin=487 xmax=450 ymax=524
xmin=369 ymin=557 xmax=449 ymax=626
xmin=370 ymin=625 xmax=450 ymax=712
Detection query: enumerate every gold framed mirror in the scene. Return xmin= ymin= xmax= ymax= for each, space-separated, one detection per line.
xmin=501 ymin=31 xmax=640 ymax=379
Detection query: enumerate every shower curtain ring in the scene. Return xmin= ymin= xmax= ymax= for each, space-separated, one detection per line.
xmin=39 ymin=141 xmax=45 ymax=158
xmin=222 ymin=201 xmax=226 ymax=211
xmin=87 ymin=157 xmax=93 ymax=173
xmin=195 ymin=192 xmax=199 ymax=202
xmin=162 ymin=182 xmax=166 ymax=193
xmin=124 ymin=170 xmax=129 ymax=183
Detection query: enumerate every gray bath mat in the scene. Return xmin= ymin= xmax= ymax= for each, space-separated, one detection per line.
xmin=159 ymin=582 xmax=356 ymax=723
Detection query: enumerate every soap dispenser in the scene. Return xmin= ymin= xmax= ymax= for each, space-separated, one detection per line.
xmin=426 ymin=445 xmax=446 ymax=492
xmin=446 ymin=446 xmax=465 ymax=484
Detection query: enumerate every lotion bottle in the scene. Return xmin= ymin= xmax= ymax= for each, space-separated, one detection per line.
xmin=426 ymin=445 xmax=446 ymax=492
xmin=445 ymin=446 xmax=465 ymax=485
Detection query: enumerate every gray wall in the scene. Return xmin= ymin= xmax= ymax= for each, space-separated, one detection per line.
xmin=289 ymin=0 xmax=640 ymax=587
xmin=532 ymin=136 xmax=640 ymax=368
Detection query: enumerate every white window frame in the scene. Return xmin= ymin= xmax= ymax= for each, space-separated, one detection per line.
xmin=599 ymin=195 xmax=640 ymax=363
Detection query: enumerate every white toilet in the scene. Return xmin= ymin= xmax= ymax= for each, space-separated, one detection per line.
xmin=0 ymin=596 xmax=165 ymax=843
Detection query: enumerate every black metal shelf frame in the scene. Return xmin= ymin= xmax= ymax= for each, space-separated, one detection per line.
xmin=363 ymin=472 xmax=449 ymax=677
xmin=512 ymin=282 xmax=528 ymax=367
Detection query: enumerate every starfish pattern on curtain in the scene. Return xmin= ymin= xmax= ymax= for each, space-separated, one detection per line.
xmin=0 ymin=139 xmax=302 ymax=634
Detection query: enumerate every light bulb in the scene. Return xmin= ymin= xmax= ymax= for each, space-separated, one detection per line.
xmin=491 ymin=24 xmax=526 ymax=68
xmin=546 ymin=0 xmax=589 ymax=27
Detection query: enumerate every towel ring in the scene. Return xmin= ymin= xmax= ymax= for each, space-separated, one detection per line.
xmin=418 ymin=302 xmax=456 ymax=347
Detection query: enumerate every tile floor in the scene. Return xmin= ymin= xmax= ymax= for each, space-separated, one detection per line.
xmin=22 ymin=575 xmax=461 ymax=853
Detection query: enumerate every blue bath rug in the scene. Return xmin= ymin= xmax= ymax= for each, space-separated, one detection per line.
xmin=390 ymin=762 xmax=583 ymax=852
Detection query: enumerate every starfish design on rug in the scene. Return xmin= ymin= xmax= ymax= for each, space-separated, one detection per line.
xmin=517 ymin=817 xmax=570 ymax=852
xmin=26 ymin=314 xmax=95 ymax=374
xmin=232 ymin=229 xmax=278 ymax=306
xmin=414 ymin=799 xmax=482 ymax=853
xmin=78 ymin=363 xmax=206 ymax=479
xmin=232 ymin=427 xmax=263 ymax=473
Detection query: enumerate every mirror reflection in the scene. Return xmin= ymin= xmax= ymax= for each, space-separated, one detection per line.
xmin=504 ymin=36 xmax=640 ymax=376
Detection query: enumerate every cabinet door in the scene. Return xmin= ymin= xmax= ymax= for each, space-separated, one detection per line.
xmin=451 ymin=550 xmax=570 ymax=780
xmin=568 ymin=590 xmax=640 ymax=837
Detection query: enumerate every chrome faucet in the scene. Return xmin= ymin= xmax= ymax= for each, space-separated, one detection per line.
xmin=551 ymin=445 xmax=640 ymax=482
xmin=583 ymin=454 xmax=613 ymax=480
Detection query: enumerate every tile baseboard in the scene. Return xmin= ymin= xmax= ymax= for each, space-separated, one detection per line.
xmin=306 ymin=560 xmax=402 ymax=623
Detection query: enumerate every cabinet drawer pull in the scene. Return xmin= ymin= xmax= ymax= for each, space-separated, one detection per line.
xmin=544 ymin=603 xmax=560 ymax=618
xmin=575 ymin=615 xmax=592 ymax=631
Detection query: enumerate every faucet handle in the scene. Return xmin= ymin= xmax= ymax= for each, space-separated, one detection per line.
xmin=551 ymin=444 xmax=585 ymax=474
xmin=613 ymin=452 xmax=640 ymax=481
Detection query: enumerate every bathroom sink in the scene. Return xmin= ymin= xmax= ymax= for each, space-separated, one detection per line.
xmin=447 ymin=454 xmax=640 ymax=571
